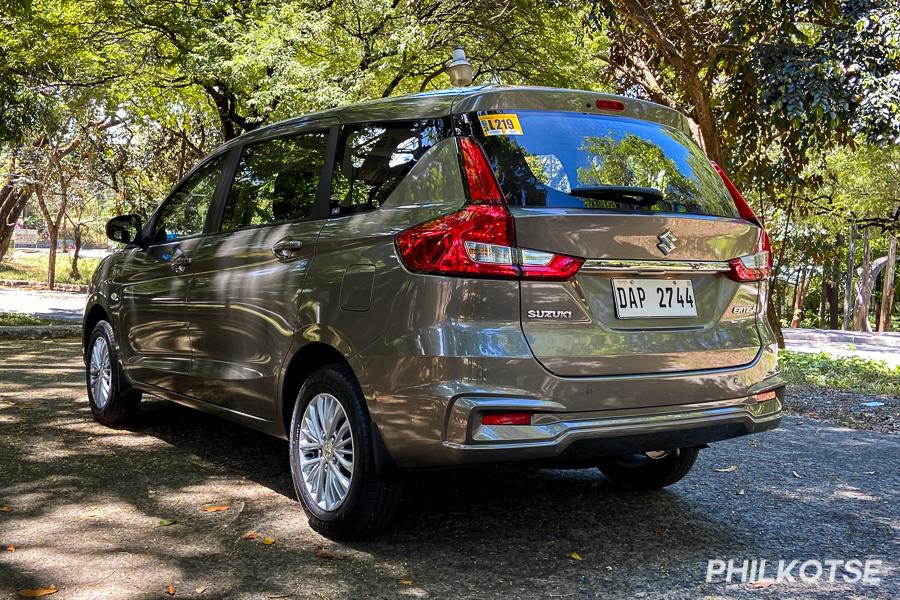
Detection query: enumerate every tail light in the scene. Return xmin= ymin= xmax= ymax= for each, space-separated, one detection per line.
xmin=395 ymin=137 xmax=583 ymax=281
xmin=711 ymin=161 xmax=772 ymax=282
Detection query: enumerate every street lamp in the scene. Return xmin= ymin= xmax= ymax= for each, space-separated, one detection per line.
xmin=446 ymin=46 xmax=473 ymax=87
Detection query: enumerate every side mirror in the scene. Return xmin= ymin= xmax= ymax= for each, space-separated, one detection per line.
xmin=106 ymin=214 xmax=142 ymax=246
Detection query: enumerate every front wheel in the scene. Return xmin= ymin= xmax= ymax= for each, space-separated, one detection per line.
xmin=288 ymin=364 xmax=402 ymax=539
xmin=85 ymin=320 xmax=142 ymax=425
xmin=599 ymin=447 xmax=700 ymax=491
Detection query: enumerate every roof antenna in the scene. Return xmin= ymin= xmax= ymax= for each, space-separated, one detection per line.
xmin=446 ymin=45 xmax=473 ymax=87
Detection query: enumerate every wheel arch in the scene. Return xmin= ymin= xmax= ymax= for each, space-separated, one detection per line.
xmin=279 ymin=341 xmax=355 ymax=435
xmin=83 ymin=303 xmax=110 ymax=360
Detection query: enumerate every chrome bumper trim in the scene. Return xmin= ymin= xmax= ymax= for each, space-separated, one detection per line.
xmin=445 ymin=395 xmax=782 ymax=450
xmin=581 ymin=258 xmax=732 ymax=274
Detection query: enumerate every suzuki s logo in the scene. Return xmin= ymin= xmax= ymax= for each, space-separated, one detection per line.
xmin=657 ymin=229 xmax=677 ymax=255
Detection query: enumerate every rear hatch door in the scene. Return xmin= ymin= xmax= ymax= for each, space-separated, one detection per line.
xmin=472 ymin=108 xmax=764 ymax=378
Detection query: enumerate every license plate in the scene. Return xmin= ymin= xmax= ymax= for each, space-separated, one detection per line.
xmin=612 ymin=279 xmax=697 ymax=319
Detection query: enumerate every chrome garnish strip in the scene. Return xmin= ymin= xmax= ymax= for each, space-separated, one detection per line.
xmin=581 ymin=258 xmax=731 ymax=274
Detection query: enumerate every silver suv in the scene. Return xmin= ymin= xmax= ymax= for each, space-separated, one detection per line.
xmin=85 ymin=86 xmax=783 ymax=538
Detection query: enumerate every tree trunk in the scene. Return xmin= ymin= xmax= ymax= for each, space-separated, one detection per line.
xmin=843 ymin=224 xmax=856 ymax=329
xmin=818 ymin=277 xmax=827 ymax=329
xmin=879 ymin=235 xmax=897 ymax=332
xmin=70 ymin=224 xmax=82 ymax=281
xmin=46 ymin=229 xmax=58 ymax=289
xmin=790 ymin=265 xmax=810 ymax=328
xmin=828 ymin=234 xmax=843 ymax=329
xmin=767 ymin=282 xmax=785 ymax=348
xmin=854 ymin=228 xmax=871 ymax=331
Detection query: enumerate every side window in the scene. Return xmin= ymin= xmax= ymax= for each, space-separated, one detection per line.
xmin=330 ymin=120 xmax=444 ymax=216
xmin=221 ymin=131 xmax=328 ymax=232
xmin=153 ymin=157 xmax=223 ymax=243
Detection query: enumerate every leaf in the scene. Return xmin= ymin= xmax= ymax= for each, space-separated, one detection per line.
xmin=715 ymin=466 xmax=737 ymax=473
xmin=750 ymin=579 xmax=775 ymax=589
xmin=165 ymin=584 xmax=176 ymax=596
xmin=792 ymin=471 xmax=803 ymax=478
xmin=241 ymin=531 xmax=259 ymax=541
xmin=6 ymin=544 xmax=15 ymax=552
xmin=316 ymin=547 xmax=340 ymax=560
xmin=17 ymin=587 xmax=58 ymax=597
xmin=195 ymin=586 xmax=207 ymax=594
xmin=158 ymin=518 xmax=177 ymax=527
xmin=399 ymin=579 xmax=414 ymax=586
xmin=202 ymin=505 xmax=230 ymax=513
xmin=262 ymin=537 xmax=275 ymax=545
xmin=566 ymin=551 xmax=583 ymax=561
xmin=1 ymin=506 xmax=12 ymax=513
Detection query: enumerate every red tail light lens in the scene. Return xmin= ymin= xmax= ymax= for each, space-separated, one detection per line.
xmin=395 ymin=204 xmax=519 ymax=279
xmin=394 ymin=137 xmax=584 ymax=281
xmin=482 ymin=412 xmax=532 ymax=426
xmin=459 ymin=136 xmax=504 ymax=204
xmin=711 ymin=161 xmax=772 ymax=282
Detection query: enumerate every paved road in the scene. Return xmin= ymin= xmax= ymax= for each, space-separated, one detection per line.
xmin=0 ymin=288 xmax=86 ymax=321
xmin=784 ymin=328 xmax=900 ymax=367
xmin=0 ymin=339 xmax=897 ymax=599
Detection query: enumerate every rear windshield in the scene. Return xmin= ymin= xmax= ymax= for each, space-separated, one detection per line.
xmin=469 ymin=110 xmax=738 ymax=217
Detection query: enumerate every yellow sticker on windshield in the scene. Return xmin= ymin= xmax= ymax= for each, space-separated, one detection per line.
xmin=479 ymin=114 xmax=523 ymax=136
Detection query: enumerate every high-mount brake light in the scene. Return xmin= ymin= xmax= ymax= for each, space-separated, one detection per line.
xmin=595 ymin=99 xmax=625 ymax=111
xmin=394 ymin=137 xmax=584 ymax=281
xmin=711 ymin=161 xmax=772 ymax=282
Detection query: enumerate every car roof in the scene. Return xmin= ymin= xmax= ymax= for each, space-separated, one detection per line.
xmin=224 ymin=85 xmax=692 ymax=150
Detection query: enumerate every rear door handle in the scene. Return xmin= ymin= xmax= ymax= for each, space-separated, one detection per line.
xmin=272 ymin=238 xmax=304 ymax=261
xmin=171 ymin=255 xmax=192 ymax=274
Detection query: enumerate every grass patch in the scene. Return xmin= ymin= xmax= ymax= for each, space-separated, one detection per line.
xmin=780 ymin=350 xmax=900 ymax=397
xmin=0 ymin=251 xmax=101 ymax=285
xmin=0 ymin=311 xmax=74 ymax=327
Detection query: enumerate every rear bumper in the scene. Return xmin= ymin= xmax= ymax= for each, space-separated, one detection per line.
xmin=440 ymin=388 xmax=783 ymax=465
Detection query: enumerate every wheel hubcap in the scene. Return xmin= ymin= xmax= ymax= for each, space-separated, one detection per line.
xmin=89 ymin=337 xmax=112 ymax=409
xmin=298 ymin=393 xmax=354 ymax=511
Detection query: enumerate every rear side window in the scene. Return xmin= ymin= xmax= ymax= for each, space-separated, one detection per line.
xmin=330 ymin=120 xmax=446 ymax=216
xmin=221 ymin=131 xmax=328 ymax=232
xmin=469 ymin=111 xmax=737 ymax=218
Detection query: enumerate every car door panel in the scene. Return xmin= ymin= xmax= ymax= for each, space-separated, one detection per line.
xmin=184 ymin=125 xmax=334 ymax=419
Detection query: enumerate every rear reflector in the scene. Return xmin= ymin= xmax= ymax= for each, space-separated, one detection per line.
xmin=482 ymin=412 xmax=532 ymax=426
xmin=754 ymin=390 xmax=778 ymax=403
xmin=394 ymin=137 xmax=584 ymax=281
xmin=711 ymin=161 xmax=772 ymax=282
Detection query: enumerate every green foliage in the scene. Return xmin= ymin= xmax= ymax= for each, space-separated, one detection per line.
xmin=0 ymin=311 xmax=72 ymax=326
xmin=780 ymin=350 xmax=900 ymax=397
xmin=0 ymin=252 xmax=100 ymax=285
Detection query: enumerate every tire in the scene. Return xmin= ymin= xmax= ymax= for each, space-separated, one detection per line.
xmin=288 ymin=364 xmax=402 ymax=539
xmin=599 ymin=447 xmax=700 ymax=491
xmin=85 ymin=320 xmax=142 ymax=425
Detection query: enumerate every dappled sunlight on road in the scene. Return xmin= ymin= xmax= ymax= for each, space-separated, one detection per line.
xmin=0 ymin=339 xmax=897 ymax=599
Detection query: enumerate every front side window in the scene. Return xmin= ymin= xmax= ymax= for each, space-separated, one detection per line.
xmin=330 ymin=120 xmax=446 ymax=216
xmin=153 ymin=156 xmax=223 ymax=243
xmin=221 ymin=131 xmax=328 ymax=232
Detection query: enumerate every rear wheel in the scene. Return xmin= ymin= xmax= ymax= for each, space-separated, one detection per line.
xmin=85 ymin=320 xmax=142 ymax=425
xmin=599 ymin=447 xmax=700 ymax=491
xmin=289 ymin=364 xmax=401 ymax=539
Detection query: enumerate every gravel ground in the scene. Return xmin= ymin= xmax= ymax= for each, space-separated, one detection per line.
xmin=785 ymin=387 xmax=899 ymax=434
xmin=0 ymin=339 xmax=897 ymax=599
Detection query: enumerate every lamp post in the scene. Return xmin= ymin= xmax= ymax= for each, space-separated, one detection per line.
xmin=446 ymin=45 xmax=473 ymax=87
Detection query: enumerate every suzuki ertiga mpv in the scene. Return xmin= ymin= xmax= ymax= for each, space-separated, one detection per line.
xmin=85 ymin=86 xmax=783 ymax=539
